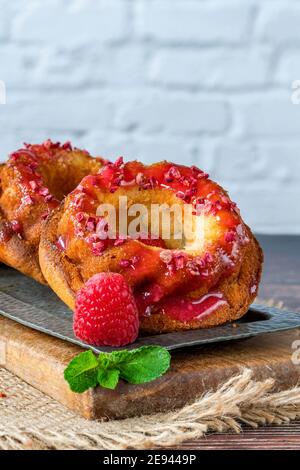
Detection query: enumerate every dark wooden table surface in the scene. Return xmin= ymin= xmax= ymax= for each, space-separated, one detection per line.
xmin=172 ymin=235 xmax=300 ymax=450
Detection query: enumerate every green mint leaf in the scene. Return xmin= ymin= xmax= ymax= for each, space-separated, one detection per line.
xmin=65 ymin=346 xmax=171 ymax=393
xmin=98 ymin=368 xmax=120 ymax=390
xmin=99 ymin=350 xmax=131 ymax=369
xmin=118 ymin=346 xmax=171 ymax=384
xmin=64 ymin=350 xmax=99 ymax=393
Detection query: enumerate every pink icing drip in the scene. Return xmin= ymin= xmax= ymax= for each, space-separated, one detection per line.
xmin=160 ymin=292 xmax=228 ymax=323
xmin=56 ymin=235 xmax=67 ymax=252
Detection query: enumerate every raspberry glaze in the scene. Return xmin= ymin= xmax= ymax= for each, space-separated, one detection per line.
xmin=0 ymin=141 xmax=68 ymax=243
xmin=58 ymin=158 xmax=251 ymax=323
xmin=0 ymin=139 xmax=104 ymax=284
xmin=0 ymin=140 xmax=101 ymax=243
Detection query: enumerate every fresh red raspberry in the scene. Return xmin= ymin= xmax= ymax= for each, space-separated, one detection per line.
xmin=74 ymin=273 xmax=139 ymax=347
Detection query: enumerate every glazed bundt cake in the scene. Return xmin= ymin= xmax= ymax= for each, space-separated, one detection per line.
xmin=40 ymin=158 xmax=263 ymax=340
xmin=0 ymin=140 xmax=103 ymax=283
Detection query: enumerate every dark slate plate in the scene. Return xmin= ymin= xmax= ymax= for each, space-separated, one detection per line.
xmin=0 ymin=265 xmax=299 ymax=353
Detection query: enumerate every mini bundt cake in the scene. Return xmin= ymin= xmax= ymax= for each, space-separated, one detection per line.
xmin=0 ymin=140 xmax=103 ymax=283
xmin=40 ymin=158 xmax=263 ymax=338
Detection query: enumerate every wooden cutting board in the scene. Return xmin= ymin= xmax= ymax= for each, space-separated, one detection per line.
xmin=0 ymin=315 xmax=299 ymax=420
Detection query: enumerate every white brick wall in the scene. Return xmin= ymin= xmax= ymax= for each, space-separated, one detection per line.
xmin=0 ymin=0 xmax=299 ymax=234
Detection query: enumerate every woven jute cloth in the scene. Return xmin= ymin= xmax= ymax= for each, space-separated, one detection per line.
xmin=1 ymin=366 xmax=300 ymax=450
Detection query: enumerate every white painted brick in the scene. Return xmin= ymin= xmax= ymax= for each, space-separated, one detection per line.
xmin=127 ymin=137 xmax=195 ymax=166
xmin=0 ymin=129 xmax=80 ymax=161
xmin=0 ymin=1 xmax=10 ymax=40
xmin=115 ymin=94 xmax=230 ymax=135
xmin=12 ymin=0 xmax=128 ymax=48
xmin=259 ymin=143 xmax=300 ymax=183
xmin=149 ymin=48 xmax=271 ymax=88
xmin=229 ymin=187 xmax=300 ymax=234
xmin=0 ymin=91 xmax=113 ymax=131
xmin=78 ymin=132 xmax=134 ymax=161
xmin=0 ymin=0 xmax=23 ymax=40
xmin=100 ymin=46 xmax=146 ymax=86
xmin=0 ymin=45 xmax=42 ymax=88
xmin=0 ymin=0 xmax=298 ymax=234
xmin=257 ymin=5 xmax=300 ymax=44
xmin=33 ymin=47 xmax=93 ymax=88
xmin=240 ymin=95 xmax=300 ymax=137
xmin=32 ymin=46 xmax=146 ymax=88
xmin=81 ymin=131 xmax=196 ymax=165
xmin=275 ymin=50 xmax=300 ymax=85
xmin=212 ymin=141 xmax=300 ymax=184
xmin=212 ymin=142 xmax=262 ymax=183
xmin=136 ymin=0 xmax=252 ymax=44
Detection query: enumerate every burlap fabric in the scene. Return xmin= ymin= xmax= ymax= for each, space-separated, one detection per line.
xmin=1 ymin=367 xmax=300 ymax=450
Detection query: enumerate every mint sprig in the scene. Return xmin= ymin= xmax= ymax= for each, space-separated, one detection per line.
xmin=64 ymin=350 xmax=99 ymax=393
xmin=64 ymin=346 xmax=171 ymax=393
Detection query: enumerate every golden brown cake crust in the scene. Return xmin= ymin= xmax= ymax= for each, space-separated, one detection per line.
xmin=40 ymin=159 xmax=263 ymax=334
xmin=40 ymin=210 xmax=263 ymax=332
xmin=140 ymin=231 xmax=263 ymax=333
xmin=0 ymin=141 xmax=103 ymax=283
xmin=40 ymin=206 xmax=78 ymax=307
